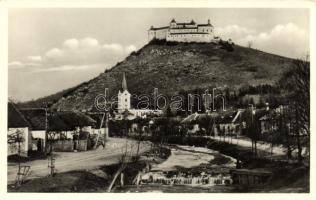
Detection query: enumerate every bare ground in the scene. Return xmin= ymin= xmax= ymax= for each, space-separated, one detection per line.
xmin=7 ymin=138 xmax=151 ymax=184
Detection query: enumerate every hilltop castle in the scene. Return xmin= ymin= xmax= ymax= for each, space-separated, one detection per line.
xmin=148 ymin=18 xmax=218 ymax=43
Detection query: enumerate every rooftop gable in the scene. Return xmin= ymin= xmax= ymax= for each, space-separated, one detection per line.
xmin=8 ymin=102 xmax=30 ymax=128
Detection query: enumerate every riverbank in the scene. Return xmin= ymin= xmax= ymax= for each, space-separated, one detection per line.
xmin=8 ymin=136 xmax=309 ymax=192
xmin=141 ymin=135 xmax=310 ymax=192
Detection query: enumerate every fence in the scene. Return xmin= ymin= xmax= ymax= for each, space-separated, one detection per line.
xmin=51 ymin=140 xmax=74 ymax=152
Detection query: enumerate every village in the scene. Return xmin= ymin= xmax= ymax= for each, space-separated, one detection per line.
xmin=8 ymin=68 xmax=309 ymax=192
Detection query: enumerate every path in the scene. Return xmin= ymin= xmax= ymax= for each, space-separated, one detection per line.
xmin=207 ymin=136 xmax=286 ymax=156
xmin=8 ymin=138 xmax=151 ymax=184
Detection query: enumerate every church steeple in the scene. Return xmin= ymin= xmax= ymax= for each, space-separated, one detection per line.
xmin=122 ymin=72 xmax=128 ymax=91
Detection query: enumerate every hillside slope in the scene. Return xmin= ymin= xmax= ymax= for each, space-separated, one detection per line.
xmin=20 ymin=40 xmax=295 ymax=110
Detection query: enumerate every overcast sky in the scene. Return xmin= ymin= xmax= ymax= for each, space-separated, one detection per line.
xmin=8 ymin=8 xmax=309 ymax=101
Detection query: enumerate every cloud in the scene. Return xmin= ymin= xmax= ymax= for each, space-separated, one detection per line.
xmin=9 ymin=61 xmax=42 ymax=69
xmin=27 ymin=56 xmax=42 ymax=62
xmin=33 ymin=63 xmax=107 ymax=73
xmin=43 ymin=37 xmax=136 ymax=67
xmin=62 ymin=38 xmax=79 ymax=49
xmin=217 ymin=23 xmax=309 ymax=58
xmin=10 ymin=37 xmax=137 ymax=73
xmin=9 ymin=61 xmax=24 ymax=68
xmin=45 ymin=48 xmax=63 ymax=59
xmin=216 ymin=25 xmax=255 ymax=40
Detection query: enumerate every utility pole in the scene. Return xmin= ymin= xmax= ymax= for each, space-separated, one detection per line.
xmin=44 ymin=103 xmax=48 ymax=155
xmin=103 ymin=111 xmax=109 ymax=149
xmin=249 ymin=104 xmax=254 ymax=154
xmin=44 ymin=102 xmax=55 ymax=176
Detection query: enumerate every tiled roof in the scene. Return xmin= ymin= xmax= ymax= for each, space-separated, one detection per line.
xmin=56 ymin=111 xmax=96 ymax=128
xmin=88 ymin=113 xmax=106 ymax=128
xmin=20 ymin=109 xmax=96 ymax=131
xmin=20 ymin=108 xmax=46 ymax=130
xmin=8 ymin=102 xmax=30 ymax=128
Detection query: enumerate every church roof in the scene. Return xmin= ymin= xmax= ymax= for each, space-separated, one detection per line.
xmin=122 ymin=73 xmax=128 ymax=91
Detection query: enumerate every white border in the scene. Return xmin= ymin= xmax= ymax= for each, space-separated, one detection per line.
xmin=0 ymin=0 xmax=315 ymax=200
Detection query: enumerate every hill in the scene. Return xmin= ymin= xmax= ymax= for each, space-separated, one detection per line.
xmin=18 ymin=40 xmax=295 ymax=111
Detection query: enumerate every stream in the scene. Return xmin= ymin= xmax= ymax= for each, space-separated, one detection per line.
xmin=118 ymin=145 xmax=238 ymax=192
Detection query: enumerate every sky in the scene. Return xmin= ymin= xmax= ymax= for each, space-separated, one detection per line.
xmin=8 ymin=8 xmax=309 ymax=101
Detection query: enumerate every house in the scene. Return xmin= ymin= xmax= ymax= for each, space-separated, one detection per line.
xmin=216 ymin=110 xmax=244 ymax=136
xmin=181 ymin=113 xmax=213 ymax=135
xmin=239 ymin=107 xmax=270 ymax=136
xmin=20 ymin=108 xmax=74 ymax=151
xmin=259 ymin=105 xmax=293 ymax=136
xmin=259 ymin=113 xmax=278 ymax=135
xmin=20 ymin=109 xmax=96 ymax=152
xmin=7 ymin=102 xmax=32 ymax=157
xmin=88 ymin=112 xmax=109 ymax=139
xmin=181 ymin=113 xmax=202 ymax=134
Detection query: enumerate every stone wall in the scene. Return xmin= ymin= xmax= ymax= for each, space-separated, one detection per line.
xmin=167 ymin=33 xmax=213 ymax=43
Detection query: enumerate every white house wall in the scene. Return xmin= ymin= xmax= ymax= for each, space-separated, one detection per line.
xmin=7 ymin=127 xmax=30 ymax=157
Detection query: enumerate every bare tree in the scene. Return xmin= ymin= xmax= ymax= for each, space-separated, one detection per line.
xmin=8 ymin=129 xmax=28 ymax=186
xmin=279 ymin=59 xmax=310 ymax=162
xmin=107 ymin=140 xmax=134 ymax=192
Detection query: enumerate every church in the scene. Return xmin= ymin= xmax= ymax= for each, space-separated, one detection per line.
xmin=148 ymin=18 xmax=219 ymax=43
xmin=117 ymin=73 xmax=163 ymax=120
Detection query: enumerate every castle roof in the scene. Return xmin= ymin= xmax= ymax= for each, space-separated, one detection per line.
xmin=149 ymin=26 xmax=169 ymax=31
xmin=198 ymin=24 xmax=213 ymax=27
xmin=149 ymin=19 xmax=213 ymax=31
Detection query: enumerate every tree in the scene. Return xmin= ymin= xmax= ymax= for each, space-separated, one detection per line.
xmin=264 ymin=112 xmax=284 ymax=158
xmin=7 ymin=129 xmax=26 ymax=186
xmin=107 ymin=140 xmax=133 ymax=192
xmin=279 ymin=59 xmax=310 ymax=163
xmin=133 ymin=117 xmax=149 ymax=160
xmin=247 ymin=41 xmax=253 ymax=48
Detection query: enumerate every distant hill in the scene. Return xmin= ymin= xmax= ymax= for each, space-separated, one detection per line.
xmin=18 ymin=40 xmax=295 ymax=111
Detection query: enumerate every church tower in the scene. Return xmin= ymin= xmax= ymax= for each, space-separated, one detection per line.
xmin=118 ymin=73 xmax=131 ymax=112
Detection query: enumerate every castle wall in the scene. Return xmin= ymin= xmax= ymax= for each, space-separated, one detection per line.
xmin=169 ymin=28 xmax=198 ymax=33
xmin=197 ymin=26 xmax=213 ymax=33
xmin=148 ymin=28 xmax=168 ymax=41
xmin=166 ymin=33 xmax=213 ymax=43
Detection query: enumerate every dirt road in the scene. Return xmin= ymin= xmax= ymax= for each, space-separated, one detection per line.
xmin=8 ymin=138 xmax=151 ymax=184
xmin=208 ymin=136 xmax=286 ymax=156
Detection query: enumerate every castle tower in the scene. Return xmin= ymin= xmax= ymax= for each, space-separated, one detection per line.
xmin=118 ymin=73 xmax=131 ymax=112
xmin=170 ymin=18 xmax=177 ymax=28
